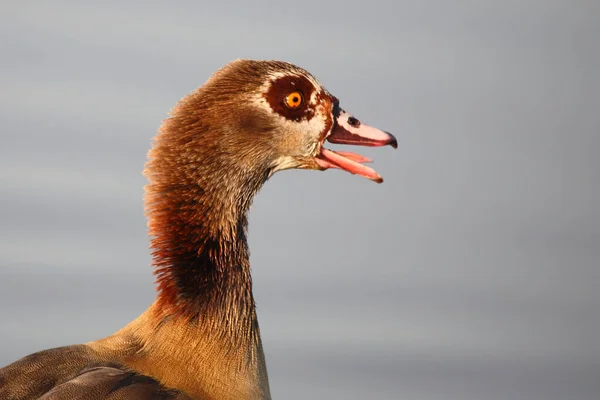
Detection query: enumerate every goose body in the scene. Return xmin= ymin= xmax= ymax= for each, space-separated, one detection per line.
xmin=0 ymin=59 xmax=396 ymax=399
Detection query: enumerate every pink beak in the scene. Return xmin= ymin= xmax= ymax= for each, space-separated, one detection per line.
xmin=315 ymin=107 xmax=397 ymax=183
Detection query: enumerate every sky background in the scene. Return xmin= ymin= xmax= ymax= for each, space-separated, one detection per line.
xmin=1 ymin=1 xmax=599 ymax=399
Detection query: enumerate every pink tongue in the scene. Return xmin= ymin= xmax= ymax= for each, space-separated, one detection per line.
xmin=316 ymin=149 xmax=383 ymax=183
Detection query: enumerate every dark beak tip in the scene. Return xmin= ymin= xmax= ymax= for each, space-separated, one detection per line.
xmin=386 ymin=132 xmax=398 ymax=149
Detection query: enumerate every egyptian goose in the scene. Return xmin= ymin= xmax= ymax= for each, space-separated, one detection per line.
xmin=0 ymin=60 xmax=396 ymax=399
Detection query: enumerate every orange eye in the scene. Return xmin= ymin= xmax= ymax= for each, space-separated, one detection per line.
xmin=284 ymin=91 xmax=303 ymax=109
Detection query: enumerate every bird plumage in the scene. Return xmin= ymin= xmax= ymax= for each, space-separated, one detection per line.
xmin=0 ymin=59 xmax=396 ymax=399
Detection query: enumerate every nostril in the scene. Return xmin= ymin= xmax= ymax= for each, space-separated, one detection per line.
xmin=347 ymin=116 xmax=361 ymax=128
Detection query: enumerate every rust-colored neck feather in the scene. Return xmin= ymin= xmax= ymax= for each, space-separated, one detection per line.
xmin=144 ymin=83 xmax=271 ymax=338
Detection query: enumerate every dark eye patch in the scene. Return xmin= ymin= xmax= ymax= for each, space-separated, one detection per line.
xmin=264 ymin=75 xmax=316 ymax=122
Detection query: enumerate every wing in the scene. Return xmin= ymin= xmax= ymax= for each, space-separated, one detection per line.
xmin=38 ymin=366 xmax=191 ymax=400
xmin=0 ymin=345 xmax=191 ymax=400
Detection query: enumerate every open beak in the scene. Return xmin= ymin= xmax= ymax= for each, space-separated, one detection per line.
xmin=315 ymin=108 xmax=397 ymax=183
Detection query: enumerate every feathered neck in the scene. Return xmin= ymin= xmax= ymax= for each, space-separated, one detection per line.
xmin=143 ymin=90 xmax=271 ymax=337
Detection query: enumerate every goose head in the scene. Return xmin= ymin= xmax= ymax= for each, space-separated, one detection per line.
xmin=149 ymin=59 xmax=396 ymax=197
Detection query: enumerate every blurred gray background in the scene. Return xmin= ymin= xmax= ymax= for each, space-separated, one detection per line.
xmin=1 ymin=1 xmax=599 ymax=399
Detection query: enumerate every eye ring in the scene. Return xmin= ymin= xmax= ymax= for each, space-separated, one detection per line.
xmin=284 ymin=91 xmax=304 ymax=109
